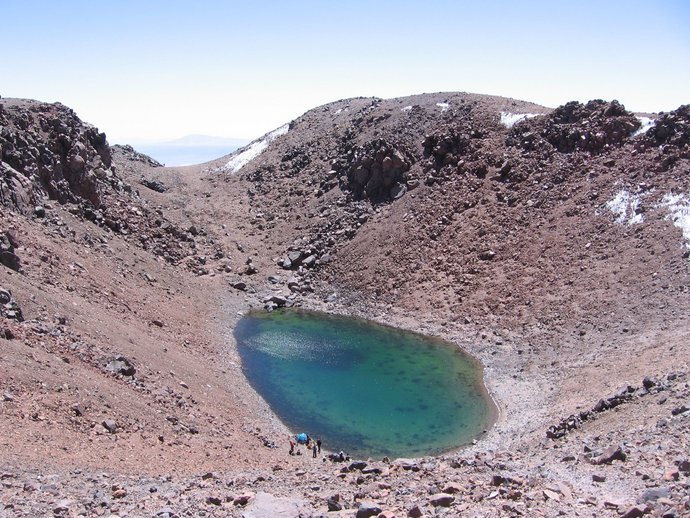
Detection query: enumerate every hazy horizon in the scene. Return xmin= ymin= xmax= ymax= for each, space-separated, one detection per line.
xmin=3 ymin=1 xmax=688 ymax=142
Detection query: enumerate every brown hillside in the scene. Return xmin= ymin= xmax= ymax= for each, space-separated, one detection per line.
xmin=1 ymin=93 xmax=689 ymax=516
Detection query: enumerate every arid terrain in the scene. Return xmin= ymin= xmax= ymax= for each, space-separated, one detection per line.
xmin=1 ymin=93 xmax=689 ymax=517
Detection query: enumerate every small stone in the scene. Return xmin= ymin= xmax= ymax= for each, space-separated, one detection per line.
xmin=442 ymin=482 xmax=463 ymax=494
xmin=408 ymin=505 xmax=423 ymax=518
xmin=3 ymin=391 xmax=14 ymax=402
xmin=356 ymin=502 xmax=382 ymax=517
xmin=678 ymin=459 xmax=690 ymax=472
xmin=206 ymin=496 xmax=221 ymax=506
xmin=662 ymin=468 xmax=679 ymax=481
xmin=112 ymin=488 xmax=127 ymax=498
xmin=233 ymin=492 xmax=255 ymax=506
xmin=326 ymin=494 xmax=342 ymax=512
xmin=603 ymin=498 xmax=624 ymax=509
xmin=642 ymin=376 xmax=656 ymax=390
xmin=671 ymin=404 xmax=689 ymax=415
xmin=34 ymin=206 xmax=46 ymax=218
xmin=53 ymin=499 xmax=73 ymax=514
xmin=592 ymin=474 xmax=606 ymax=482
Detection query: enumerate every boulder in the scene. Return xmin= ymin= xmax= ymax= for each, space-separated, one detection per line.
xmin=268 ymin=295 xmax=288 ymax=307
xmin=301 ymin=254 xmax=316 ymax=268
xmin=287 ymin=251 xmax=302 ymax=264
xmin=0 ymin=233 xmax=21 ymax=271
xmin=620 ymin=505 xmax=649 ymax=518
xmin=348 ymin=461 xmax=368 ymax=471
xmin=102 ymin=419 xmax=118 ymax=433
xmin=640 ymin=487 xmax=670 ymax=502
xmin=141 ymin=178 xmax=167 ymax=193
xmin=105 ymin=356 xmax=136 ymax=377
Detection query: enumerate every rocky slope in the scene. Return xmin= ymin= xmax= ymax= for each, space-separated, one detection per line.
xmin=1 ymin=93 xmax=689 ymax=517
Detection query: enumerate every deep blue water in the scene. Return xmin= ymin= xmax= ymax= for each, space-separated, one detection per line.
xmin=234 ymin=310 xmax=494 ymax=458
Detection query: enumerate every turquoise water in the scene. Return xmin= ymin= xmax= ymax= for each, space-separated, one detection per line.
xmin=234 ymin=310 xmax=494 ymax=458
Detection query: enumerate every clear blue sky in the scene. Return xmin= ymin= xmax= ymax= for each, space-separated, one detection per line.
xmin=2 ymin=0 xmax=688 ymax=143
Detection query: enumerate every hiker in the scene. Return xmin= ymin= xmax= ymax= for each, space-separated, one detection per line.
xmin=289 ymin=436 xmax=295 ymax=456
xmin=312 ymin=443 xmax=317 ymax=458
xmin=316 ymin=439 xmax=322 ymax=454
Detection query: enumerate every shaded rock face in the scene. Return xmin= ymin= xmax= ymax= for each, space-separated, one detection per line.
xmin=335 ymin=139 xmax=412 ymax=203
xmin=508 ymin=99 xmax=640 ymax=153
xmin=0 ymin=99 xmax=112 ymax=213
xmin=0 ymin=231 xmax=21 ymax=272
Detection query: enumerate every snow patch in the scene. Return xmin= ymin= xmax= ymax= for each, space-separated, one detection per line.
xmin=632 ymin=117 xmax=655 ymax=137
xmin=401 ymin=105 xmax=413 ymax=113
xmin=658 ymin=193 xmax=690 ymax=247
xmin=500 ymin=112 xmax=539 ymax=128
xmin=436 ymin=102 xmax=450 ymax=112
xmin=606 ymin=190 xmax=644 ymax=225
xmin=223 ymin=124 xmax=289 ymax=174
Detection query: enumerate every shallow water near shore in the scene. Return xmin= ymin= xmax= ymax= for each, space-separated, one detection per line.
xmin=235 ymin=309 xmax=494 ymax=458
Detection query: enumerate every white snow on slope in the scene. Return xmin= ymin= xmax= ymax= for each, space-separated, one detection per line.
xmin=606 ymin=190 xmax=644 ymax=225
xmin=500 ymin=112 xmax=539 ymax=128
xmin=436 ymin=102 xmax=450 ymax=112
xmin=632 ymin=117 xmax=655 ymax=137
xmin=224 ymin=124 xmax=289 ymax=174
xmin=658 ymin=193 xmax=690 ymax=247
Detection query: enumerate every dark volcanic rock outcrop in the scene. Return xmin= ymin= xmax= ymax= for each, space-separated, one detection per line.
xmin=0 ymin=99 xmax=112 ymax=212
xmin=0 ymin=98 xmax=230 ymax=271
xmin=508 ymin=99 xmax=640 ymax=153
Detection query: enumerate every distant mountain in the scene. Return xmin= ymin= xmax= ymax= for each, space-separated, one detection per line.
xmin=127 ymin=134 xmax=251 ymax=166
